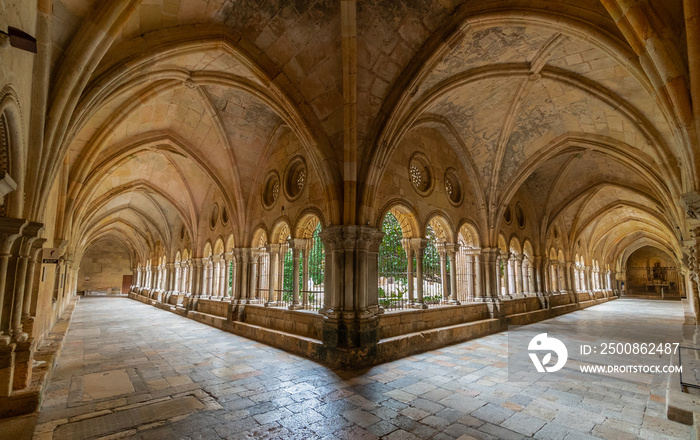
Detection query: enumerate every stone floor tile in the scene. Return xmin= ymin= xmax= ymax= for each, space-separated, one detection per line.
xmin=501 ymin=412 xmax=547 ymax=436
xmin=35 ymin=298 xmax=692 ymax=440
xmin=366 ymin=420 xmax=398 ymax=437
xmin=343 ymin=408 xmax=381 ymax=427
xmin=384 ymin=429 xmax=422 ymax=440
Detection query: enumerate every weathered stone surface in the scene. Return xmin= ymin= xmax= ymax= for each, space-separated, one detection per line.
xmin=34 ymin=297 xmax=692 ymax=439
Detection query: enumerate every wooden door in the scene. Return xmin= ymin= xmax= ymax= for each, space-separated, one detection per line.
xmin=121 ymin=275 xmax=133 ymax=294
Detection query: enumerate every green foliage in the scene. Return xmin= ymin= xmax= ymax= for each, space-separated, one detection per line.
xmin=379 ymin=213 xmax=407 ymax=282
xmin=283 ymin=246 xmax=294 ymax=295
xmin=309 ymin=224 xmax=325 ymax=285
xmin=282 ymin=223 xmax=325 ymax=301
xmin=423 ymin=225 xmax=439 ymax=271
xmin=423 ymin=294 xmax=443 ymax=304
xmin=378 ymin=285 xmax=407 ymax=308
xmin=228 ymin=262 xmax=233 ymax=295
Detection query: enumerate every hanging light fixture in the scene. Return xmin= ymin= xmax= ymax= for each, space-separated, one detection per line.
xmin=0 ymin=26 xmax=37 ymax=53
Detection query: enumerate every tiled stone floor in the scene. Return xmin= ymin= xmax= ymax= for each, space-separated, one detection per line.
xmin=35 ymin=298 xmax=692 ymax=439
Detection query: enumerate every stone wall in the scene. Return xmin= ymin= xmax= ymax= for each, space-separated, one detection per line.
xmin=626 ymin=246 xmax=679 ymax=296
xmin=378 ymin=303 xmax=490 ymax=339
xmin=77 ymin=240 xmax=132 ymax=293
xmin=243 ymin=305 xmax=324 ymax=340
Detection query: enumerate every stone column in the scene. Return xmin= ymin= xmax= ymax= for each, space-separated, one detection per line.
xmin=209 ymin=260 xmax=217 ymax=297
xmin=565 ymin=262 xmax=573 ymax=293
xmin=466 ymin=253 xmax=474 ymax=301
xmin=411 ymin=238 xmax=428 ymax=309
xmin=474 ymin=252 xmax=484 ymax=300
xmin=220 ymin=257 xmax=228 ymax=297
xmin=231 ymin=249 xmax=244 ymax=302
xmin=276 ymin=244 xmax=287 ymax=303
xmin=587 ymin=267 xmax=593 ymax=291
xmin=516 ymin=255 xmax=524 ymax=296
xmin=166 ymin=263 xmax=175 ymax=293
xmin=502 ymin=253 xmax=511 ymax=297
xmin=481 ymin=248 xmax=499 ymax=300
xmin=496 ymin=255 xmax=503 ymax=296
xmin=175 ymin=264 xmax=182 ymax=292
xmin=0 ymin=219 xmax=27 ymax=347
xmin=549 ymin=263 xmax=556 ymax=292
xmin=242 ymin=250 xmax=252 ymax=302
xmin=183 ymin=263 xmax=190 ymax=294
xmin=318 ymin=225 xmax=384 ymax=367
xmin=216 ymin=257 xmax=224 ymax=297
xmin=11 ymin=224 xmax=43 ymax=391
xmin=205 ymin=258 xmax=214 ymax=298
xmin=151 ymin=265 xmax=158 ymax=291
xmin=265 ymin=245 xmax=280 ymax=306
xmin=288 ymin=239 xmax=306 ymax=310
xmin=224 ymin=252 xmax=233 ymax=298
xmin=302 ymin=241 xmax=311 ymax=308
xmin=11 ymin=223 xmax=44 ymax=342
xmin=561 ymin=263 xmax=567 ymax=291
xmin=231 ymin=250 xmax=242 ymax=301
xmin=199 ymin=261 xmax=206 ymax=296
xmin=22 ymin=239 xmax=46 ymax=319
xmin=557 ymin=264 xmax=564 ymax=291
xmin=218 ymin=257 xmax=226 ymax=297
xmin=209 ymin=259 xmax=216 ymax=297
xmin=0 ymin=219 xmax=26 ymax=397
xmin=437 ymin=243 xmax=448 ymax=302
xmin=444 ymin=243 xmax=459 ymax=304
xmin=401 ymin=238 xmax=414 ymax=305
xmin=191 ymin=259 xmax=202 ymax=297
xmin=538 ymin=258 xmax=547 ymax=293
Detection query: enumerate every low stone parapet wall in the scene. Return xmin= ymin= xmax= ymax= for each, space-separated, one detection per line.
xmin=378 ymin=303 xmax=490 ymax=339
xmin=195 ymin=299 xmax=228 ymax=318
xmin=244 ymin=305 xmax=323 ymax=340
xmin=377 ymin=318 xmax=500 ymax=363
xmin=550 ymin=292 xmax=575 ymax=307
xmin=127 ymin=291 xmax=616 ymax=369
xmin=499 ymin=296 xmax=542 ymax=316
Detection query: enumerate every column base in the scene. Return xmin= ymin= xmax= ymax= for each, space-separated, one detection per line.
xmin=447 ymin=299 xmax=461 ymax=305
xmin=321 ymin=316 xmax=379 ymax=369
xmin=0 ymin=343 xmax=16 ymax=397
xmin=20 ymin=317 xmax=34 ymax=337
xmin=11 ymin=332 xmax=28 ymax=343
xmin=264 ymin=301 xmax=280 ymax=307
xmin=410 ymin=303 xmax=428 ymax=310
xmin=288 ymin=304 xmax=304 ymax=310
xmin=12 ymin=340 xmax=33 ymax=391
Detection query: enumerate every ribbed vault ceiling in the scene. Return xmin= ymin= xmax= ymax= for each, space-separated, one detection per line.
xmin=45 ymin=0 xmax=687 ymax=269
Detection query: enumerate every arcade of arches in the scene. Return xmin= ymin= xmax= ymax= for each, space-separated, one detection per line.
xmin=2 ymin=0 xmax=700 ymax=434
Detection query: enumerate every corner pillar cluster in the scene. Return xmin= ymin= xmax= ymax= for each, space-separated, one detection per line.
xmin=319 ymin=225 xmax=384 ymax=368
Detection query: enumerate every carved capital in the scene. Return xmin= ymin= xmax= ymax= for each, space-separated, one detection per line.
xmin=682 ymin=192 xmax=700 ymax=226
xmin=0 ymin=172 xmax=17 ymax=206
xmin=265 ymin=243 xmax=282 ymax=255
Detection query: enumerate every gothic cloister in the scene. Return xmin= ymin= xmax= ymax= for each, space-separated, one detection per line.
xmin=2 ymin=0 xmax=700 ymax=438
